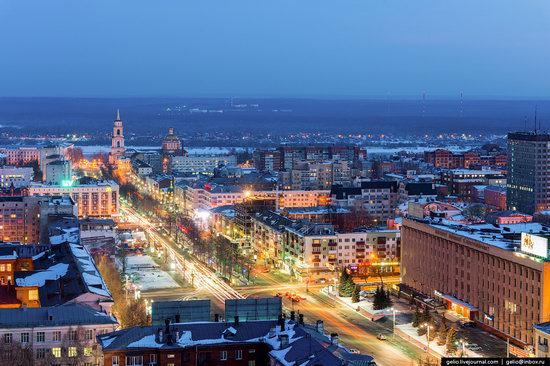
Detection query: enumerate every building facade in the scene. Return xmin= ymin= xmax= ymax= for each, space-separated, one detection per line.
xmin=29 ymin=181 xmax=119 ymax=218
xmin=507 ymin=132 xmax=550 ymax=214
xmin=0 ymin=166 xmax=33 ymax=188
xmin=401 ymin=218 xmax=550 ymax=346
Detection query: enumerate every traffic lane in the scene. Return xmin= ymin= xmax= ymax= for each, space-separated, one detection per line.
xmin=239 ymin=285 xmax=426 ymax=366
xmin=285 ymin=295 xmax=422 ymax=366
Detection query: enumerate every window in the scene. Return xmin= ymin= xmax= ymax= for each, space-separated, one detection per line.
xmin=83 ymin=347 xmax=92 ymax=356
xmin=112 ymin=355 xmax=119 ymax=366
xmin=150 ymin=354 xmax=157 ymax=365
xmin=52 ymin=347 xmax=61 ymax=358
xmin=28 ymin=289 xmax=39 ymax=301
xmin=3 ymin=333 xmax=12 ymax=344
xmin=53 ymin=331 xmax=61 ymax=342
xmin=236 ymin=350 xmax=243 ymax=360
xmin=68 ymin=330 xmax=78 ymax=341
xmin=36 ymin=348 xmax=47 ymax=359
xmin=220 ymin=350 xmax=228 ymax=361
xmin=68 ymin=346 xmax=78 ymax=357
xmin=85 ymin=329 xmax=94 ymax=341
xmin=248 ymin=361 xmax=256 ymax=366
xmin=36 ymin=331 xmax=45 ymax=343
xmin=20 ymin=332 xmax=29 ymax=343
xmin=248 ymin=348 xmax=255 ymax=353
xmin=126 ymin=355 xmax=143 ymax=366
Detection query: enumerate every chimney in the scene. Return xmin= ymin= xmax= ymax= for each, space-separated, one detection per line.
xmin=298 ymin=314 xmax=304 ymax=326
xmin=158 ymin=329 xmax=164 ymax=343
xmin=155 ymin=328 xmax=162 ymax=343
xmin=214 ymin=313 xmax=220 ymax=322
xmin=166 ymin=333 xmax=173 ymax=345
xmin=278 ymin=315 xmax=285 ymax=332
xmin=175 ymin=331 xmax=180 ymax=342
xmin=268 ymin=327 xmax=276 ymax=338
xmin=330 ymin=333 xmax=339 ymax=346
xmin=316 ymin=320 xmax=324 ymax=334
xmin=290 ymin=311 xmax=295 ymax=321
xmin=279 ymin=334 xmax=289 ymax=349
xmin=234 ymin=316 xmax=240 ymax=327
xmin=165 ymin=318 xmax=171 ymax=334
xmin=175 ymin=314 xmax=180 ymax=323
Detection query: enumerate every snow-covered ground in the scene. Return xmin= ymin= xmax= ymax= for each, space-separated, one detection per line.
xmin=125 ymin=255 xmax=180 ymax=291
xmin=396 ymin=323 xmax=482 ymax=358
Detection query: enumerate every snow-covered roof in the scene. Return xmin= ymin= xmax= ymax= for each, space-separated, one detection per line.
xmin=16 ymin=263 xmax=69 ymax=287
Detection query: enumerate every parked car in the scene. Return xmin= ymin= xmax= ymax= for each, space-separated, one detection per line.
xmin=376 ymin=333 xmax=387 ymax=340
xmin=315 ymin=278 xmax=327 ymax=284
xmin=460 ymin=321 xmax=476 ymax=328
xmin=349 ymin=348 xmax=361 ymax=354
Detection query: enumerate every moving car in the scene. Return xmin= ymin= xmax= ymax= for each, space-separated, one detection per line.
xmin=376 ymin=333 xmax=387 ymax=340
xmin=349 ymin=348 xmax=361 ymax=354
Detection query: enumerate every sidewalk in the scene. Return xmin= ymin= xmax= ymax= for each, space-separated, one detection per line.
xmin=395 ymin=323 xmax=482 ymax=359
xmin=322 ymin=288 xmax=386 ymax=321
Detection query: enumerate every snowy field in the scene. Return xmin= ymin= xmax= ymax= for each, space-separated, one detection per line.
xmin=125 ymin=255 xmax=180 ymax=291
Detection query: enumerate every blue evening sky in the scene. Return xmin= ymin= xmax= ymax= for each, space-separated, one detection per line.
xmin=1 ymin=0 xmax=549 ymax=98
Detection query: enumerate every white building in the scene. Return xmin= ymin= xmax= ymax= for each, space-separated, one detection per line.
xmin=28 ymin=180 xmax=119 ymax=218
xmin=45 ymin=159 xmax=72 ymax=185
xmin=0 ymin=305 xmax=117 ymax=366
xmin=251 ymin=211 xmax=400 ymax=273
xmin=174 ymin=182 xmax=330 ymax=216
xmin=170 ymin=154 xmax=237 ymax=174
xmin=0 ymin=166 xmax=33 ymax=188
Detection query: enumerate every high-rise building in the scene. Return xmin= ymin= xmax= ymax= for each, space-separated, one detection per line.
xmin=507 ymin=132 xmax=550 ymax=214
xmin=108 ymin=109 xmax=125 ymax=166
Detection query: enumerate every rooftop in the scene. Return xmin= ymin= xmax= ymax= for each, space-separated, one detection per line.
xmin=0 ymin=303 xmax=116 ymax=329
xmin=98 ymin=319 xmax=374 ymax=366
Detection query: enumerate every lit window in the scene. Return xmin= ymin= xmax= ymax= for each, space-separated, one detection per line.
xmin=28 ymin=289 xmax=39 ymax=301
xmin=83 ymin=347 xmax=92 ymax=356
xmin=68 ymin=346 xmax=77 ymax=357
xmin=52 ymin=347 xmax=61 ymax=358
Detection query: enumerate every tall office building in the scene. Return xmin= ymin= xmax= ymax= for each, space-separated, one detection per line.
xmin=507 ymin=132 xmax=550 ymax=214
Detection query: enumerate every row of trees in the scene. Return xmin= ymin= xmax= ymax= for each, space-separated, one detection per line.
xmin=96 ymin=256 xmax=148 ymax=328
xmin=372 ymin=286 xmax=393 ymax=310
xmin=411 ymin=306 xmax=458 ymax=354
xmin=339 ymin=269 xmax=394 ymax=309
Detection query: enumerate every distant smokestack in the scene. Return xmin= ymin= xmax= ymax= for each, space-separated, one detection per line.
xmin=234 ymin=316 xmax=240 ymax=327
xmin=299 ymin=314 xmax=304 ymax=326
xmin=165 ymin=318 xmax=171 ymax=334
xmin=290 ymin=311 xmax=295 ymax=321
xmin=214 ymin=314 xmax=220 ymax=322
xmin=175 ymin=314 xmax=180 ymax=323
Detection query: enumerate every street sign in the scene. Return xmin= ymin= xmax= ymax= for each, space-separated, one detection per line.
xmin=225 ymin=297 xmax=282 ymax=321
xmin=152 ymin=300 xmax=211 ymax=325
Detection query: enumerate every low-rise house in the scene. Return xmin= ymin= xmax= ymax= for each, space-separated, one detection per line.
xmin=97 ymin=317 xmax=375 ymax=366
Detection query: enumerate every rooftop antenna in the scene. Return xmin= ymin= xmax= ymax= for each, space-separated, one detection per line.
xmin=460 ymin=91 xmax=464 ymax=118
xmin=422 ymin=91 xmax=426 ymax=117
xmin=534 ymin=105 xmax=538 ymax=133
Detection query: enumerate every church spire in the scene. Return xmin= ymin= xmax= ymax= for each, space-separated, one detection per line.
xmin=115 ymin=108 xmax=121 ymax=121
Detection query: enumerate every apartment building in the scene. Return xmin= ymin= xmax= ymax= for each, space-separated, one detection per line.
xmin=29 ymin=180 xmax=119 ymax=218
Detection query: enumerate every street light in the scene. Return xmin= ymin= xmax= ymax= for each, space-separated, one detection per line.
xmin=390 ymin=307 xmax=397 ymax=339
xmin=421 ymin=322 xmax=434 ymax=355
xmin=456 ymin=339 xmax=468 ymax=357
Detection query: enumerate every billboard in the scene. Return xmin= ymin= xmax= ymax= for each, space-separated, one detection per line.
xmin=225 ymin=297 xmax=282 ymax=322
xmin=152 ymin=300 xmax=211 ymax=325
xmin=521 ymin=233 xmax=548 ymax=258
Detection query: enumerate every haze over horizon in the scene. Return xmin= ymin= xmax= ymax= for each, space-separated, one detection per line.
xmin=1 ymin=0 xmax=549 ymax=99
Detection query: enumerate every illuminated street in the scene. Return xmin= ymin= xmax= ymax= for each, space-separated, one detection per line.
xmin=121 ymin=202 xmax=436 ymax=366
